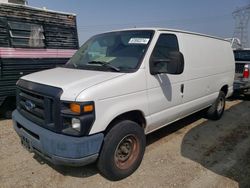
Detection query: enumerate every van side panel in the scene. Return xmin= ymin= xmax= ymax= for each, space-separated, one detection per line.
xmin=144 ymin=32 xmax=234 ymax=133
xmin=179 ymin=33 xmax=234 ymax=116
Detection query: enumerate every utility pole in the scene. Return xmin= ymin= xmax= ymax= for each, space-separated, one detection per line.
xmin=233 ymin=4 xmax=250 ymax=48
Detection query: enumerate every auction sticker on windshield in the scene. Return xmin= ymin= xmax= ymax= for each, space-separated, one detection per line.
xmin=129 ymin=38 xmax=150 ymax=44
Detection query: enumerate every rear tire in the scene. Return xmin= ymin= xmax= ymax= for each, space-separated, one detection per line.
xmin=206 ymin=91 xmax=226 ymax=120
xmin=97 ymin=120 xmax=146 ymax=181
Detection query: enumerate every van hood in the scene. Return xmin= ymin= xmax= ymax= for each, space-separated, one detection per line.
xmin=21 ymin=67 xmax=126 ymax=101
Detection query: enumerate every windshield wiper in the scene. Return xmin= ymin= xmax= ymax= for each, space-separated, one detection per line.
xmin=87 ymin=61 xmax=120 ymax=72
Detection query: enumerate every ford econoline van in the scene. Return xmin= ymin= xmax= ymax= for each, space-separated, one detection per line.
xmin=13 ymin=28 xmax=235 ymax=180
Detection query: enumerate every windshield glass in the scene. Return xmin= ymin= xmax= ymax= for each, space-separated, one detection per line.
xmin=66 ymin=30 xmax=154 ymax=72
xmin=234 ymin=50 xmax=250 ymax=61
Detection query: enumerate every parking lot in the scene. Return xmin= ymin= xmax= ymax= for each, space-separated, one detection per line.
xmin=0 ymin=97 xmax=250 ymax=188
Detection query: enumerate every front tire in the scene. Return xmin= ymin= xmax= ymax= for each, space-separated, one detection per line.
xmin=97 ymin=120 xmax=146 ymax=181
xmin=206 ymin=91 xmax=226 ymax=120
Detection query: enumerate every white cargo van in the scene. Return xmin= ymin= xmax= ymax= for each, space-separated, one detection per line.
xmin=13 ymin=28 xmax=235 ymax=180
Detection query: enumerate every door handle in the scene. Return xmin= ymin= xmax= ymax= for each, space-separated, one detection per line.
xmin=181 ymin=84 xmax=184 ymax=94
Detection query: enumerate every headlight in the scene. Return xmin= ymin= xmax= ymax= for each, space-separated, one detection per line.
xmin=61 ymin=101 xmax=95 ymax=137
xmin=72 ymin=118 xmax=81 ymax=131
xmin=62 ymin=117 xmax=82 ymax=136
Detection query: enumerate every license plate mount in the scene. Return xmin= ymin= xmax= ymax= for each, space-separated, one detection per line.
xmin=21 ymin=135 xmax=32 ymax=152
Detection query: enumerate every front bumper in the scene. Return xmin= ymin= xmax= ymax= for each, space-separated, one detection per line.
xmin=12 ymin=110 xmax=104 ymax=166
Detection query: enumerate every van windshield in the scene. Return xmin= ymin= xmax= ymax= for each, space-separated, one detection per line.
xmin=66 ymin=30 xmax=154 ymax=72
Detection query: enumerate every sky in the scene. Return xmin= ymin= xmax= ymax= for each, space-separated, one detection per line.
xmin=28 ymin=0 xmax=250 ymax=45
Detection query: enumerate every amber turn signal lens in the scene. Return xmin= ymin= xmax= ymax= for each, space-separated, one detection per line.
xmin=83 ymin=105 xmax=94 ymax=112
xmin=70 ymin=103 xmax=81 ymax=113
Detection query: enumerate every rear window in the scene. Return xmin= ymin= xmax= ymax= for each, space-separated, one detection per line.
xmin=234 ymin=50 xmax=250 ymax=61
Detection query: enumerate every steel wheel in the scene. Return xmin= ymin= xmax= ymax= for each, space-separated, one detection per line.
xmin=97 ymin=120 xmax=146 ymax=181
xmin=206 ymin=91 xmax=226 ymax=120
xmin=114 ymin=134 xmax=140 ymax=170
xmin=217 ymin=96 xmax=225 ymax=114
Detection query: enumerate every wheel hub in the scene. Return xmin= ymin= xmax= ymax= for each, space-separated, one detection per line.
xmin=217 ymin=97 xmax=225 ymax=113
xmin=114 ymin=135 xmax=139 ymax=169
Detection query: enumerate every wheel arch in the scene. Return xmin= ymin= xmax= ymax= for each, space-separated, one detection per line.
xmin=104 ymin=110 xmax=146 ymax=135
xmin=220 ymin=85 xmax=228 ymax=96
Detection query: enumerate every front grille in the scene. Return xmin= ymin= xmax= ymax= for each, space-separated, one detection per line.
xmin=235 ymin=63 xmax=245 ymax=74
xmin=16 ymin=79 xmax=63 ymax=132
xmin=17 ymin=88 xmax=54 ymax=128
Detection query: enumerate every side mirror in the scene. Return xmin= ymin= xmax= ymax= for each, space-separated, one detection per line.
xmin=150 ymin=51 xmax=184 ymax=75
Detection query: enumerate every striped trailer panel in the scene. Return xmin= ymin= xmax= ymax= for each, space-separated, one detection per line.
xmin=0 ymin=3 xmax=79 ymax=107
xmin=0 ymin=48 xmax=76 ymax=59
xmin=0 ymin=53 xmax=76 ymax=106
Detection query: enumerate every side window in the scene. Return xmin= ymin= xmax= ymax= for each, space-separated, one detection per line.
xmin=234 ymin=50 xmax=250 ymax=61
xmin=8 ymin=21 xmax=45 ymax=48
xmin=151 ymin=34 xmax=179 ymax=60
xmin=150 ymin=34 xmax=183 ymax=75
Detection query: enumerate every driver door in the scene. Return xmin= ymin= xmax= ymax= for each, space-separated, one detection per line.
xmin=146 ymin=33 xmax=185 ymax=132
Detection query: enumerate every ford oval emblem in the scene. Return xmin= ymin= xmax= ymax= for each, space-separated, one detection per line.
xmin=24 ymin=100 xmax=36 ymax=111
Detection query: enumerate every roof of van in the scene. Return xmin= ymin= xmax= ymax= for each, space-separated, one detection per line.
xmin=0 ymin=2 xmax=76 ymax=16
xmin=108 ymin=28 xmax=228 ymax=42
